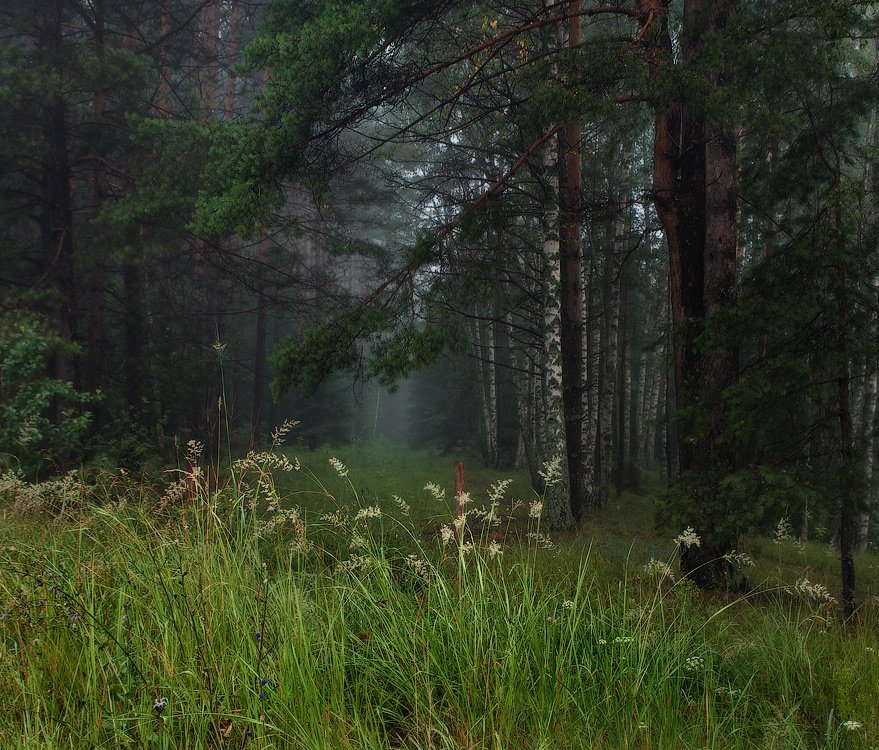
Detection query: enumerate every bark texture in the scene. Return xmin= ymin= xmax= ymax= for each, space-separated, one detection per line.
xmin=639 ymin=0 xmax=739 ymax=586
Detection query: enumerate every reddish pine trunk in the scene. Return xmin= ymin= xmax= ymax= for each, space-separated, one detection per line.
xmin=639 ymin=0 xmax=739 ymax=586
xmin=558 ymin=1 xmax=585 ymax=521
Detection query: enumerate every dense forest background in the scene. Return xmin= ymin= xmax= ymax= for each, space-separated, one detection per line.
xmin=1 ymin=0 xmax=877 ymax=606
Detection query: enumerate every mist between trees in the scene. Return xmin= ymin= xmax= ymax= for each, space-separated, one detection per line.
xmin=1 ymin=0 xmax=877 ymax=616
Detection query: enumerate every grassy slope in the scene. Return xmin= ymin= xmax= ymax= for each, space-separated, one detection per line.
xmin=0 ymin=441 xmax=877 ymax=749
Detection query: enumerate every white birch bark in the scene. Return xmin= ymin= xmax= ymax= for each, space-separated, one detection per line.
xmin=858 ymin=103 xmax=878 ymax=551
xmin=541 ymin=141 xmax=573 ymax=528
xmin=485 ymin=317 xmax=499 ymax=467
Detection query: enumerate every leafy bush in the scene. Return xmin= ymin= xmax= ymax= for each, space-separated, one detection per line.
xmin=0 ymin=311 xmax=95 ymax=474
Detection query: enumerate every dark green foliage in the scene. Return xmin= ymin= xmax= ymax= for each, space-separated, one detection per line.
xmin=407 ymin=354 xmax=479 ymax=454
xmin=0 ymin=312 xmax=95 ymax=474
xmin=283 ymin=377 xmax=355 ymax=448
xmin=272 ymin=321 xmax=360 ymax=397
xmin=195 ymin=0 xmax=445 ymax=238
xmin=652 ymin=1 xmax=878 ymax=585
xmin=272 ymin=299 xmax=461 ymax=398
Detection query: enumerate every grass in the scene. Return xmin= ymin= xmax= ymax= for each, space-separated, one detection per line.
xmin=1 ymin=439 xmax=878 ymax=749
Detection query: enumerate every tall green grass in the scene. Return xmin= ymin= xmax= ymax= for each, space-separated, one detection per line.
xmin=1 ymin=445 xmax=877 ymax=749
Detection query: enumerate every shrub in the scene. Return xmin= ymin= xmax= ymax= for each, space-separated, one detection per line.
xmin=0 ymin=311 xmax=95 ymax=475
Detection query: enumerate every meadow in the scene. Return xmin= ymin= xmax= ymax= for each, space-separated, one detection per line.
xmin=1 ymin=436 xmax=877 ymax=749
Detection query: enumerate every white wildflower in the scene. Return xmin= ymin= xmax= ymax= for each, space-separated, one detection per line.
xmin=561 ymin=600 xmax=574 ymax=610
xmin=528 ymin=500 xmax=543 ymax=519
xmin=453 ymin=514 xmax=467 ymax=531
xmin=328 ymin=457 xmax=349 ymax=478
xmin=392 ymin=495 xmax=410 ymax=516
xmin=613 ymin=636 xmax=635 ymax=644
xmin=487 ymin=541 xmax=503 ymax=559
xmin=456 ymin=491 xmax=472 ymax=507
xmin=841 ymin=720 xmax=862 ymax=731
xmin=460 ymin=542 xmax=475 ymax=555
xmin=684 ymin=655 xmax=704 ymax=672
xmin=673 ymin=526 xmax=701 ymax=550
xmin=293 ymin=456 xmax=301 ymax=471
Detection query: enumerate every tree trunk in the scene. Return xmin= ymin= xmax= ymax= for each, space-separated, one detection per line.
xmin=509 ymin=313 xmax=543 ymax=489
xmin=557 ymin=0 xmax=585 ymax=521
xmin=857 ymin=369 xmax=877 ymax=552
xmin=38 ymin=0 xmax=77 ymax=397
xmin=85 ymin=0 xmax=107 ymax=400
xmin=629 ymin=343 xmax=642 ymax=469
xmin=251 ymin=237 xmax=270 ymax=446
xmin=583 ymin=251 xmax=601 ymax=508
xmin=599 ymin=143 xmax=629 ymax=506
xmin=642 ymin=349 xmax=663 ymax=467
xmin=639 ymin=0 xmax=739 ymax=586
xmin=616 ymin=286 xmax=629 ymax=496
xmin=123 ymin=257 xmax=144 ymax=414
xmin=541 ymin=138 xmax=573 ymax=529
xmin=471 ymin=312 xmax=499 ymax=469
xmin=834 ymin=201 xmax=856 ymax=620
xmin=857 ymin=110 xmax=878 ymax=553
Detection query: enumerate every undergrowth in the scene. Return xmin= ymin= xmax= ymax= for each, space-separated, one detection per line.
xmin=0 ymin=431 xmax=877 ymax=749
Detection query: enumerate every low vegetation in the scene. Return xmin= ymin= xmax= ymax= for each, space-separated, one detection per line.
xmin=1 ymin=439 xmax=877 ymax=749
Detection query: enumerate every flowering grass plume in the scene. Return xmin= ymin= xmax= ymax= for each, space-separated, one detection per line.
xmin=328 ymin=456 xmax=349 ymax=478
xmin=644 ymin=558 xmax=675 ymax=581
xmin=2 ymin=445 xmax=877 ymax=750
xmin=673 ymin=526 xmax=701 ymax=550
xmin=423 ymin=481 xmax=445 ymax=502
xmin=789 ymin=577 xmax=836 ymax=606
xmin=722 ymin=550 xmax=755 ymax=568
xmin=537 ymin=455 xmax=563 ymax=486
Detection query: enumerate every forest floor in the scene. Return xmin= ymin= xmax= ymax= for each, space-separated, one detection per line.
xmin=0 ymin=440 xmax=877 ymax=748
